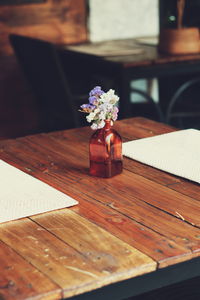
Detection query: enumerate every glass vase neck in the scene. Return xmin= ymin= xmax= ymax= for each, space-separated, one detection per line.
xmin=104 ymin=119 xmax=112 ymax=130
xmin=89 ymin=119 xmax=123 ymax=178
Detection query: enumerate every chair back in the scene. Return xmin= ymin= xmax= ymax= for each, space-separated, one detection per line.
xmin=9 ymin=34 xmax=80 ymax=132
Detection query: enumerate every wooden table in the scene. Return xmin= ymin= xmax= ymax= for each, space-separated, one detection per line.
xmin=59 ymin=38 xmax=200 ymax=119
xmin=0 ymin=117 xmax=200 ymax=300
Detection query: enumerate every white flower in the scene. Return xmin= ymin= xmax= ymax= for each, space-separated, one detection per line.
xmin=100 ymin=89 xmax=119 ymax=105
xmin=99 ymin=103 xmax=113 ymax=113
xmin=91 ymin=122 xmax=98 ymax=130
xmin=86 ymin=112 xmax=96 ymax=123
xmin=94 ymin=107 xmax=100 ymax=114
xmin=80 ymin=86 xmax=119 ymax=130
xmin=98 ymin=110 xmax=106 ymax=120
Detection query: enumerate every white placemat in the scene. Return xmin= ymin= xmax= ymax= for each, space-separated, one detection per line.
xmin=123 ymin=129 xmax=200 ymax=184
xmin=0 ymin=160 xmax=78 ymax=224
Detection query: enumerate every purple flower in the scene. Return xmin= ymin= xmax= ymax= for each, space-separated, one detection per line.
xmin=112 ymin=106 xmax=119 ymax=121
xmin=89 ymin=96 xmax=98 ymax=105
xmin=89 ymin=86 xmax=104 ymax=97
xmin=79 ymin=86 xmax=119 ymax=130
xmin=80 ymin=103 xmax=95 ymax=113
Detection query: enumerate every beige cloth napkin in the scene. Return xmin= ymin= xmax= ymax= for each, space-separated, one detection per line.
xmin=123 ymin=129 xmax=200 ymax=184
xmin=0 ymin=160 xmax=78 ymax=224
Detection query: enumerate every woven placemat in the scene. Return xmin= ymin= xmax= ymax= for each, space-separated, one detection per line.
xmin=0 ymin=160 xmax=78 ymax=224
xmin=123 ymin=129 xmax=200 ymax=184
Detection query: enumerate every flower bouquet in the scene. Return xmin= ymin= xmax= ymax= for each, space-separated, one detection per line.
xmin=80 ymin=86 xmax=123 ymax=178
xmin=80 ymin=86 xmax=119 ymax=129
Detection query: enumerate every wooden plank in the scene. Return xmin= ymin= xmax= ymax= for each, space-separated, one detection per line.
xmin=0 ymin=216 xmax=155 ymax=299
xmin=69 ymin=195 xmax=199 ymax=266
xmin=0 ymin=124 xmax=200 ymax=268
xmin=20 ymin=128 xmax=200 ymax=229
xmin=0 ymin=140 xmax=190 ymax=267
xmin=117 ymin=118 xmax=200 ymax=201
xmin=56 ymin=119 xmax=183 ymax=187
xmin=2 ymin=118 xmax=200 ymax=298
xmin=0 ymin=240 xmax=60 ymax=300
xmin=30 ymin=210 xmax=156 ymax=298
xmin=115 ymin=117 xmax=177 ymax=138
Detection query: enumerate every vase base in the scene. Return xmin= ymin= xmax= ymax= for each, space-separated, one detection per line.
xmin=90 ymin=160 xmax=123 ymax=178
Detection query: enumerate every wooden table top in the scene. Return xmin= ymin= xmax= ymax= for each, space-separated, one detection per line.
xmin=61 ymin=38 xmax=200 ymax=68
xmin=0 ymin=117 xmax=200 ymax=300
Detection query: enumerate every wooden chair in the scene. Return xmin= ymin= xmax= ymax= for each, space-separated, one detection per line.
xmin=9 ymin=34 xmax=86 ymax=133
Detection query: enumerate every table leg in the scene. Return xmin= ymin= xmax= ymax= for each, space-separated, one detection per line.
xmin=116 ymin=69 xmax=133 ymax=119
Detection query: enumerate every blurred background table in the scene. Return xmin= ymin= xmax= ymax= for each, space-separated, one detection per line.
xmin=59 ymin=38 xmax=200 ymax=124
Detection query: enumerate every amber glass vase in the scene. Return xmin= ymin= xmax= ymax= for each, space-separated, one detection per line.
xmin=89 ymin=120 xmax=123 ymax=178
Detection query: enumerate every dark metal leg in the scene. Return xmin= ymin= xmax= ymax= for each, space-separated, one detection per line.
xmin=130 ymin=87 xmax=164 ymax=122
xmin=166 ymin=77 xmax=200 ymax=125
xmin=116 ymin=69 xmax=133 ymax=119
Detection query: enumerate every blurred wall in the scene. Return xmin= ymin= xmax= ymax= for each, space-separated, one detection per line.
xmin=89 ymin=0 xmax=159 ymax=42
xmin=0 ymin=0 xmax=87 ymax=138
xmin=0 ymin=0 xmax=87 ymax=56
xmin=88 ymin=0 xmax=159 ymax=110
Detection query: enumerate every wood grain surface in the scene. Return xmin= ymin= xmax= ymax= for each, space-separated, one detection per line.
xmin=0 ymin=240 xmax=60 ymax=300
xmin=0 ymin=117 xmax=200 ymax=299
